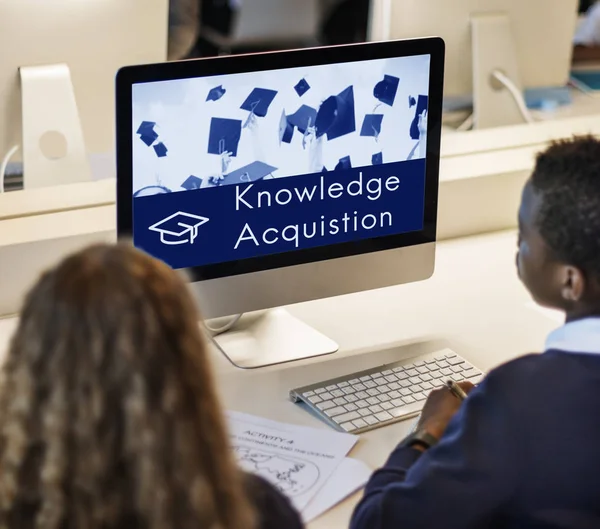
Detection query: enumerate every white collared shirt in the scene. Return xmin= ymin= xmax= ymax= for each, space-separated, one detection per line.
xmin=545 ymin=318 xmax=600 ymax=355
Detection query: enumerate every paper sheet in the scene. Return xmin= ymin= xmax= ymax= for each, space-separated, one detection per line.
xmin=302 ymin=457 xmax=371 ymax=523
xmin=227 ymin=411 xmax=358 ymax=512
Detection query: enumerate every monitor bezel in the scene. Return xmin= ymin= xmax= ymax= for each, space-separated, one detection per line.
xmin=116 ymin=38 xmax=445 ymax=281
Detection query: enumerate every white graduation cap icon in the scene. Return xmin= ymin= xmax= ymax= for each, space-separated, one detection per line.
xmin=148 ymin=211 xmax=210 ymax=245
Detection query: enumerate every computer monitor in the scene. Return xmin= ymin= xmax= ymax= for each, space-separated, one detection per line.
xmin=116 ymin=38 xmax=444 ymax=368
xmin=369 ymin=0 xmax=579 ymax=129
xmin=0 ymin=0 xmax=168 ymax=189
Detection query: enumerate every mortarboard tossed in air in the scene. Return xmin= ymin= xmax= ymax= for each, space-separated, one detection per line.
xmin=360 ymin=114 xmax=384 ymax=138
xmin=315 ymin=85 xmax=356 ymax=141
xmin=221 ymin=161 xmax=278 ymax=185
xmin=148 ymin=211 xmax=210 ymax=245
xmin=136 ymin=121 xmax=158 ymax=147
xmin=372 ymin=152 xmax=383 ymax=165
xmin=410 ymin=95 xmax=428 ymax=140
xmin=208 ymin=117 xmax=242 ymax=157
xmin=181 ymin=175 xmax=203 ymax=190
xmin=288 ymin=104 xmax=317 ymax=135
xmin=409 ymin=95 xmax=416 ymax=108
xmin=374 ymin=74 xmax=400 ymax=107
xmin=294 ymin=78 xmax=311 ymax=97
xmin=240 ymin=87 xmax=278 ymax=117
xmin=279 ymin=110 xmax=294 ymax=144
xmin=206 ymin=85 xmax=227 ymax=102
xmin=153 ymin=142 xmax=168 ymax=157
xmin=335 ymin=155 xmax=352 ymax=171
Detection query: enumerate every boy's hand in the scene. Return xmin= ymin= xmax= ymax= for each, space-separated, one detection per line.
xmin=416 ymin=381 xmax=474 ymax=441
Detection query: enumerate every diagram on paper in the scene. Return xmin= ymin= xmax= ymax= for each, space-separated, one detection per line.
xmin=233 ymin=446 xmax=320 ymax=497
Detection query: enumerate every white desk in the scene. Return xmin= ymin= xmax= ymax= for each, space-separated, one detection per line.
xmin=0 ymin=230 xmax=560 ymax=528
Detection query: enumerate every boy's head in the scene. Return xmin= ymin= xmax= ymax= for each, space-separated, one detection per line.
xmin=517 ymin=136 xmax=600 ymax=318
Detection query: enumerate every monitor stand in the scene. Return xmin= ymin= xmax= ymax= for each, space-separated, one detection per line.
xmin=470 ymin=13 xmax=530 ymax=129
xmin=210 ymin=308 xmax=339 ymax=369
xmin=20 ymin=63 xmax=91 ymax=189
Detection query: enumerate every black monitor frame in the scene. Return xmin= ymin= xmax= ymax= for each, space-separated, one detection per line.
xmin=116 ymin=38 xmax=445 ymax=281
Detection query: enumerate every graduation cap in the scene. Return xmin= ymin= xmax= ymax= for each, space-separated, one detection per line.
xmin=139 ymin=128 xmax=158 ymax=147
xmin=360 ymin=114 xmax=384 ymax=138
xmin=409 ymin=95 xmax=416 ymax=108
xmin=279 ymin=110 xmax=294 ymax=144
xmin=208 ymin=117 xmax=242 ymax=157
xmin=315 ymin=85 xmax=356 ymax=141
xmin=288 ymin=105 xmax=317 ymax=135
xmin=240 ymin=88 xmax=278 ymax=117
xmin=136 ymin=121 xmax=156 ymax=134
xmin=335 ymin=156 xmax=352 ymax=171
xmin=206 ymin=85 xmax=226 ymax=102
xmin=222 ymin=161 xmax=277 ymax=185
xmin=153 ymin=142 xmax=168 ymax=157
xmin=410 ymin=95 xmax=428 ymax=140
xmin=372 ymin=152 xmax=383 ymax=165
xmin=149 ymin=211 xmax=209 ymax=245
xmin=294 ymin=78 xmax=311 ymax=97
xmin=374 ymin=75 xmax=400 ymax=107
xmin=181 ymin=175 xmax=203 ymax=190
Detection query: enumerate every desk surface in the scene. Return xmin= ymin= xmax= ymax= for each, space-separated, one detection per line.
xmin=0 ymin=230 xmax=560 ymax=528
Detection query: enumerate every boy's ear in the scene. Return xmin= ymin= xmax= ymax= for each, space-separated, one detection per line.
xmin=560 ymin=266 xmax=585 ymax=302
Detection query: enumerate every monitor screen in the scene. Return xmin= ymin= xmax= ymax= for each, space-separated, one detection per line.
xmin=125 ymin=46 xmax=438 ymax=278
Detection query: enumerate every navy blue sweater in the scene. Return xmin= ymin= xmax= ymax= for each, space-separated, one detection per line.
xmin=350 ymin=350 xmax=600 ymax=529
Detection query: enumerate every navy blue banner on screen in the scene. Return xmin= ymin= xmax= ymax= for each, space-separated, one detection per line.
xmin=133 ymin=160 xmax=425 ymax=269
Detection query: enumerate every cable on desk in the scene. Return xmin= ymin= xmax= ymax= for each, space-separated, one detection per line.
xmin=0 ymin=145 xmax=19 ymax=193
xmin=491 ymin=70 xmax=534 ymax=124
xmin=204 ymin=313 xmax=243 ymax=337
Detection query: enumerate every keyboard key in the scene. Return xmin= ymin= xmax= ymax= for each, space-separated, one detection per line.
xmin=353 ymin=383 xmax=367 ymax=392
xmin=333 ymin=397 xmax=347 ymax=406
xmin=400 ymin=380 xmax=412 ymax=388
xmin=402 ymin=395 xmax=416 ymax=405
xmin=365 ymin=416 xmax=379 ymax=425
xmin=445 ymin=353 xmax=457 ymax=359
xmin=381 ymin=401 xmax=394 ymax=410
xmin=342 ymin=387 xmax=357 ymax=395
xmin=416 ymin=366 xmax=429 ymax=374
xmin=420 ymin=381 xmax=433 ymax=391
xmin=463 ymin=368 xmax=480 ymax=378
xmin=366 ymin=397 xmax=380 ymax=406
xmin=468 ymin=374 xmax=484 ymax=385
xmin=392 ymin=367 xmax=404 ymax=373
xmin=367 ymin=388 xmax=380 ymax=397
xmin=382 ymin=370 xmax=393 ymax=376
xmin=437 ymin=360 xmax=449 ymax=368
xmin=397 ymin=372 xmax=409 ymax=381
xmin=364 ymin=381 xmax=377 ymax=389
xmin=356 ymin=391 xmax=369 ymax=399
xmin=369 ymin=404 xmax=384 ymax=414
xmin=335 ymin=411 xmax=361 ymax=424
xmin=358 ymin=408 xmax=371 ymax=417
xmin=425 ymin=359 xmax=437 ymax=365
xmin=315 ymin=388 xmax=326 ymax=394
xmin=414 ymin=361 xmax=425 ymax=367
xmin=406 ymin=369 xmax=419 ymax=377
xmin=448 ymin=357 xmax=465 ymax=366
xmin=304 ymin=391 xmax=315 ymax=397
xmin=326 ymin=385 xmax=338 ymax=391
xmin=378 ymin=384 xmax=390 ymax=393
xmin=359 ymin=376 xmax=371 ymax=382
xmin=349 ymin=378 xmax=361 ymax=384
xmin=400 ymin=388 xmax=412 ymax=397
xmin=352 ymin=418 xmax=368 ymax=429
xmin=346 ymin=394 xmax=358 ymax=403
xmin=419 ymin=373 xmax=432 ymax=382
xmin=389 ymin=390 xmax=401 ymax=399
xmin=338 ymin=381 xmax=349 ymax=388
xmin=325 ymin=406 xmax=346 ymax=417
xmin=344 ymin=403 xmax=358 ymax=412
xmin=388 ymin=382 xmax=401 ymax=391
xmin=340 ymin=422 xmax=357 ymax=432
xmin=390 ymin=401 xmax=423 ymax=418
xmin=331 ymin=389 xmax=345 ymax=398
xmin=413 ymin=392 xmax=426 ymax=401
xmin=409 ymin=377 xmax=422 ymax=385
xmin=391 ymin=398 xmax=404 ymax=407
xmin=356 ymin=400 xmax=370 ymax=409
xmin=410 ymin=384 xmax=425 ymax=393
xmin=308 ymin=395 xmax=323 ymax=404
xmin=429 ymin=370 xmax=441 ymax=378
xmin=434 ymin=354 xmax=446 ymax=361
xmin=378 ymin=394 xmax=391 ymax=403
xmin=451 ymin=365 xmax=463 ymax=373
xmin=317 ymin=401 xmax=335 ymax=411
xmin=441 ymin=368 xmax=453 ymax=377
xmin=375 ymin=411 xmax=393 ymax=422
xmin=321 ymin=392 xmax=334 ymax=400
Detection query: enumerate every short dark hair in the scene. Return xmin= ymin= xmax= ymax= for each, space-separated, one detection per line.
xmin=531 ymin=135 xmax=600 ymax=278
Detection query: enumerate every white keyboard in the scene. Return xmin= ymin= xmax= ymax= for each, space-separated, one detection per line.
xmin=290 ymin=349 xmax=483 ymax=434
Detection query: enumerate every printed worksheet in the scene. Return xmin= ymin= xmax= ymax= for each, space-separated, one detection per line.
xmin=226 ymin=411 xmax=358 ymax=511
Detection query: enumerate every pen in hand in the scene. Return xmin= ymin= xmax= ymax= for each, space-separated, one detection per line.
xmin=410 ymin=378 xmax=469 ymax=432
